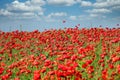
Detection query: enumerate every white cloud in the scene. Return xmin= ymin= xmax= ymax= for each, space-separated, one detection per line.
xmin=112 ymin=6 xmax=120 ymax=10
xmin=48 ymin=12 xmax=67 ymax=18
xmin=20 ymin=12 xmax=35 ymax=16
xmin=44 ymin=12 xmax=67 ymax=22
xmin=84 ymin=0 xmax=120 ymax=19
xmin=90 ymin=14 xmax=99 ymax=17
xmin=47 ymin=0 xmax=77 ymax=6
xmin=0 ymin=0 xmax=119 ymax=21
xmin=78 ymin=15 xmax=92 ymax=20
xmin=68 ymin=13 xmax=107 ymax=21
xmin=86 ymin=8 xmax=111 ymax=13
xmin=69 ymin=15 xmax=91 ymax=21
xmin=93 ymin=2 xmax=107 ymax=8
xmin=81 ymin=1 xmax=92 ymax=7
xmin=76 ymin=0 xmax=82 ymax=3
xmin=93 ymin=0 xmax=120 ymax=8
xmin=69 ymin=16 xmax=77 ymax=20
xmin=9 ymin=0 xmax=44 ymax=12
xmin=0 ymin=9 xmax=13 ymax=16
xmin=30 ymin=0 xmax=46 ymax=5
xmin=47 ymin=0 xmax=93 ymax=7
xmin=96 ymin=0 xmax=106 ymax=2
xmin=90 ymin=13 xmax=106 ymax=18
xmin=7 ymin=0 xmax=43 ymax=12
xmin=0 ymin=0 xmax=45 ymax=18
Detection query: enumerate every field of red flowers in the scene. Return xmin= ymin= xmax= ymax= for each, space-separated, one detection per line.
xmin=0 ymin=27 xmax=120 ymax=80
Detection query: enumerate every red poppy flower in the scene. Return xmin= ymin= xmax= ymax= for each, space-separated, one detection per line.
xmin=14 ymin=78 xmax=20 ymax=80
xmin=82 ymin=63 xmax=88 ymax=68
xmin=109 ymin=64 xmax=114 ymax=69
xmin=33 ymin=70 xmax=40 ymax=80
xmin=117 ymin=65 xmax=120 ymax=74
xmin=1 ymin=74 xmax=9 ymax=80
xmin=0 ymin=67 xmax=4 ymax=75
xmin=87 ymin=66 xmax=94 ymax=74
xmin=102 ymin=69 xmax=108 ymax=80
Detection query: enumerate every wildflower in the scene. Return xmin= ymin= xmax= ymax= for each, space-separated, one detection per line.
xmin=33 ymin=70 xmax=40 ymax=80
xmin=0 ymin=67 xmax=4 ymax=75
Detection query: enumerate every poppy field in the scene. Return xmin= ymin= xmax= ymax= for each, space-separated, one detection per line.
xmin=0 ymin=27 xmax=120 ymax=80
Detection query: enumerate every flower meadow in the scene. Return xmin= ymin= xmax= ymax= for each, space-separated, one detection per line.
xmin=0 ymin=27 xmax=120 ymax=80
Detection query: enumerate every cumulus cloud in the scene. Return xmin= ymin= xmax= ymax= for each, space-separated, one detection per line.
xmin=93 ymin=0 xmax=120 ymax=8
xmin=69 ymin=16 xmax=77 ymax=20
xmin=89 ymin=13 xmax=106 ymax=18
xmin=30 ymin=0 xmax=45 ymax=5
xmin=86 ymin=8 xmax=111 ymax=14
xmin=0 ymin=0 xmax=120 ymax=21
xmin=44 ymin=12 xmax=67 ymax=22
xmin=46 ymin=0 xmax=93 ymax=7
xmin=7 ymin=0 xmax=44 ymax=12
xmin=90 ymin=14 xmax=99 ymax=17
xmin=0 ymin=0 xmax=45 ymax=18
xmin=0 ymin=9 xmax=13 ymax=16
xmin=111 ymin=6 xmax=120 ymax=10
xmin=84 ymin=0 xmax=120 ymax=19
xmin=81 ymin=1 xmax=92 ymax=7
xmin=47 ymin=0 xmax=77 ymax=6
xmin=47 ymin=12 xmax=67 ymax=18
xmin=69 ymin=15 xmax=91 ymax=21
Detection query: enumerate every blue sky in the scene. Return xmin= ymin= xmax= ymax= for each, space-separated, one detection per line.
xmin=0 ymin=0 xmax=120 ymax=31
